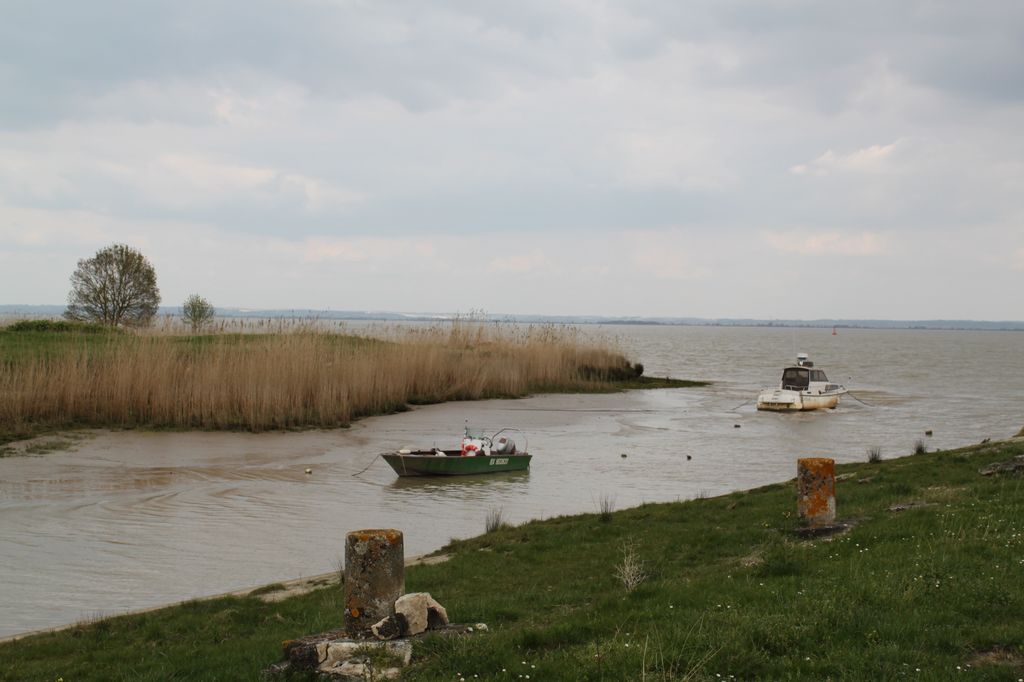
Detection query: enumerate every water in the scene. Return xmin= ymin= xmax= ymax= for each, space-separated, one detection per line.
xmin=1 ymin=325 xmax=1021 ymax=637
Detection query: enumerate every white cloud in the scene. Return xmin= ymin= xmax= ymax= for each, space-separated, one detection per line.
xmin=790 ymin=143 xmax=899 ymax=176
xmin=762 ymin=230 xmax=887 ymax=256
xmin=628 ymin=241 xmax=710 ymax=281
xmin=487 ymin=250 xmax=549 ymax=273
xmin=2 ymin=2 xmax=1024 ymax=319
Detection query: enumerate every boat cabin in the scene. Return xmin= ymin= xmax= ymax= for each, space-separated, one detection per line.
xmin=781 ymin=367 xmax=831 ymax=391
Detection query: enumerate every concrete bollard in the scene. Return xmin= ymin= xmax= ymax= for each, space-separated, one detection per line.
xmin=797 ymin=458 xmax=836 ymax=526
xmin=344 ymin=529 xmax=405 ymax=636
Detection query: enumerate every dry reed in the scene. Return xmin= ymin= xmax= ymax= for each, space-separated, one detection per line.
xmin=1 ymin=321 xmax=634 ymax=437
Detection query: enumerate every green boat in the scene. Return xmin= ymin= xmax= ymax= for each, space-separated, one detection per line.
xmin=382 ymin=427 xmax=531 ymax=477
xmin=382 ymin=450 xmax=532 ymax=477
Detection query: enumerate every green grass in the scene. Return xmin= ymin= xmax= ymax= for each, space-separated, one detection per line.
xmin=0 ymin=327 xmax=124 ymax=364
xmin=3 ymin=439 xmax=1023 ymax=680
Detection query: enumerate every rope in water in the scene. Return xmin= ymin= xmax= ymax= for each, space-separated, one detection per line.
xmin=351 ymin=454 xmax=381 ymax=477
xmin=730 ymin=398 xmax=752 ymax=411
xmin=845 ymin=391 xmax=875 ymax=407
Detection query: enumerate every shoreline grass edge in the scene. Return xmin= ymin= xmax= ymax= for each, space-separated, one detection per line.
xmin=2 ymin=434 xmax=1022 ymax=680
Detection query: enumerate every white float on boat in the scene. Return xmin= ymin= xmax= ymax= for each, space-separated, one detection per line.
xmin=756 ymin=353 xmax=848 ymax=412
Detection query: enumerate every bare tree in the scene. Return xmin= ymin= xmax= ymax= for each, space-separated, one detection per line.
xmin=182 ymin=294 xmax=215 ymax=332
xmin=65 ymin=244 xmax=160 ymax=327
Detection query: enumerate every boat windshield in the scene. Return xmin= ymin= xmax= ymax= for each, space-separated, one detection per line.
xmin=810 ymin=369 xmax=829 ymax=382
xmin=781 ymin=367 xmax=809 ymax=390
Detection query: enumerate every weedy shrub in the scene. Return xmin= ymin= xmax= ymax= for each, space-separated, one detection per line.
xmin=613 ymin=541 xmax=647 ymax=592
xmin=485 ymin=508 xmax=507 ymax=534
xmin=914 ymin=439 xmax=928 ymax=455
xmin=867 ymin=446 xmax=882 ymax=463
xmin=597 ymin=493 xmax=616 ymax=523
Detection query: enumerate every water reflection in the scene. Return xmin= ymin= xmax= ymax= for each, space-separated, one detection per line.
xmin=385 ymin=470 xmax=531 ymax=494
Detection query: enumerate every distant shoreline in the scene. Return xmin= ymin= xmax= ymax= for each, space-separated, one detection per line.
xmin=2 ymin=306 xmax=1023 ymax=331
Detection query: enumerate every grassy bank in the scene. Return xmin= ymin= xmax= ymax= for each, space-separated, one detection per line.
xmin=3 ymin=437 xmax=1022 ymax=680
xmin=0 ymin=320 xmax=703 ymax=446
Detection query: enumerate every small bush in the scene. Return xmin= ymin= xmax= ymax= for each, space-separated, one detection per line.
xmin=613 ymin=541 xmax=647 ymax=592
xmin=6 ymin=319 xmax=111 ymax=333
xmin=867 ymin=446 xmax=882 ymax=463
xmin=182 ymin=294 xmax=215 ymax=332
xmin=914 ymin=439 xmax=928 ymax=455
xmin=578 ymin=360 xmax=644 ymax=381
xmin=485 ymin=508 xmax=507 ymax=534
xmin=596 ymin=493 xmax=615 ymax=523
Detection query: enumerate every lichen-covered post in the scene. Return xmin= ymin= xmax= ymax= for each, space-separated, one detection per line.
xmin=344 ymin=529 xmax=404 ymax=636
xmin=797 ymin=458 xmax=836 ymax=526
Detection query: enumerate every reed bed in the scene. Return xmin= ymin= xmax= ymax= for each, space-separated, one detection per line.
xmin=0 ymin=321 xmax=635 ymax=438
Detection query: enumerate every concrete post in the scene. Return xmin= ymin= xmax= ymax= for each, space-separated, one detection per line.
xmin=797 ymin=458 xmax=836 ymax=526
xmin=344 ymin=529 xmax=404 ymax=636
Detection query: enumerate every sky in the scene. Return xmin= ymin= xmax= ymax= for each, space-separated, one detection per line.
xmin=1 ymin=1 xmax=1023 ymax=320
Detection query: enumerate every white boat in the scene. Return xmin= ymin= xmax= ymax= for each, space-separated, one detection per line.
xmin=756 ymin=353 xmax=847 ymax=412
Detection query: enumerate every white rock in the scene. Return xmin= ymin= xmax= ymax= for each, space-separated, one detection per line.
xmin=426 ymin=595 xmax=449 ymax=627
xmin=320 ymin=641 xmax=363 ymax=670
xmin=395 ymin=592 xmax=449 ymax=634
xmin=395 ymin=593 xmax=431 ymax=635
xmin=337 ymin=661 xmax=366 ymax=677
xmin=370 ymin=615 xmax=402 ymax=640
xmin=386 ymin=639 xmax=413 ymax=665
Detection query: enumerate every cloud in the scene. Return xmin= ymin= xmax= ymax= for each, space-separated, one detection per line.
xmin=299 ymin=236 xmax=435 ymax=264
xmin=790 ymin=143 xmax=899 ymax=176
xmin=2 ymin=2 xmax=1023 ymax=319
xmin=487 ymin=250 xmax=550 ymax=273
xmin=762 ymin=230 xmax=887 ymax=256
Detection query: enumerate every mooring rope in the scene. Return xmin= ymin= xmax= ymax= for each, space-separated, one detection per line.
xmin=730 ymin=398 xmax=752 ymax=411
xmin=845 ymin=391 xmax=875 ymax=407
xmin=351 ymin=454 xmax=381 ymax=477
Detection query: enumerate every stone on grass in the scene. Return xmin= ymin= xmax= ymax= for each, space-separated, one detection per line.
xmin=336 ymin=661 xmax=366 ymax=677
xmin=319 ymin=641 xmax=363 ymax=669
xmin=395 ymin=592 xmax=448 ymax=635
xmin=426 ymin=597 xmax=449 ymax=629
xmin=979 ymin=455 xmax=1024 ymax=476
xmin=371 ymin=615 xmax=404 ymax=640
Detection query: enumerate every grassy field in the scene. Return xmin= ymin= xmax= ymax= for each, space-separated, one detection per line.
xmin=2 ymin=438 xmax=1022 ymax=680
xmin=0 ymin=319 xmax=703 ymax=446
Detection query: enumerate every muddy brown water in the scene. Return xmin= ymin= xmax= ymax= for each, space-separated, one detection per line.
xmin=1 ymin=325 xmax=1022 ymax=637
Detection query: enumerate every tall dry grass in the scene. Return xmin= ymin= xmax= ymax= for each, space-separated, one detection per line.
xmin=1 ymin=321 xmax=634 ymax=436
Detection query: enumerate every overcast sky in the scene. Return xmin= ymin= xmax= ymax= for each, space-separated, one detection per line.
xmin=2 ymin=1 xmax=1022 ymax=319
